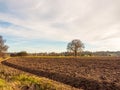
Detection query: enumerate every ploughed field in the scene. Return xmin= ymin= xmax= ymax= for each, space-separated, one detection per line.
xmin=0 ymin=60 xmax=78 ymax=90
xmin=3 ymin=57 xmax=120 ymax=90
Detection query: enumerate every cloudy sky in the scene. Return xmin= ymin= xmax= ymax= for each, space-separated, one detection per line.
xmin=0 ymin=0 xmax=120 ymax=52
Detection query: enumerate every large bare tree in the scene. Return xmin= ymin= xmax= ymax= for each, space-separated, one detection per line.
xmin=67 ymin=39 xmax=84 ymax=56
xmin=0 ymin=36 xmax=8 ymax=57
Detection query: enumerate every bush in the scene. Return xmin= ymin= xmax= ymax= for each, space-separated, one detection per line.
xmin=17 ymin=51 xmax=28 ymax=56
xmin=10 ymin=51 xmax=28 ymax=57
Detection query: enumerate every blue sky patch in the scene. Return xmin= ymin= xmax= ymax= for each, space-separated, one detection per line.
xmin=0 ymin=20 xmax=13 ymax=28
xmin=0 ymin=2 xmax=9 ymax=13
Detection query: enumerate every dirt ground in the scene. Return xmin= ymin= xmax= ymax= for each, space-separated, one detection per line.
xmin=3 ymin=57 xmax=120 ymax=90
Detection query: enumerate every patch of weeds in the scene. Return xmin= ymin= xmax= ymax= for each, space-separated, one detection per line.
xmin=0 ymin=78 xmax=12 ymax=90
xmin=12 ymin=74 xmax=57 ymax=90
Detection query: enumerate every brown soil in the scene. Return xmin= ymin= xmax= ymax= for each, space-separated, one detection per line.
xmin=2 ymin=57 xmax=120 ymax=90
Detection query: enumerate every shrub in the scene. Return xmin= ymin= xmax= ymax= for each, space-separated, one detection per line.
xmin=17 ymin=51 xmax=28 ymax=56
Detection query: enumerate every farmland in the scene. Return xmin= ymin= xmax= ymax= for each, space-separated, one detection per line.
xmin=2 ymin=56 xmax=120 ymax=90
xmin=0 ymin=58 xmax=79 ymax=90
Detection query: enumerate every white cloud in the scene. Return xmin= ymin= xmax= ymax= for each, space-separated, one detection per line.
xmin=0 ymin=0 xmax=120 ymax=51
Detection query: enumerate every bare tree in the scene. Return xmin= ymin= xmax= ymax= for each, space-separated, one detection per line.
xmin=67 ymin=39 xmax=84 ymax=56
xmin=0 ymin=36 xmax=9 ymax=57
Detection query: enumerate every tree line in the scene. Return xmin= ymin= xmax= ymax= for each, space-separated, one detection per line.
xmin=0 ymin=35 xmax=120 ymax=57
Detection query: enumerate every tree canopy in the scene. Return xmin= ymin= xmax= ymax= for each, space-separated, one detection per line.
xmin=67 ymin=39 xmax=84 ymax=56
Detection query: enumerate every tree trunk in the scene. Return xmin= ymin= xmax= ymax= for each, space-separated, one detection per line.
xmin=74 ymin=50 xmax=77 ymax=57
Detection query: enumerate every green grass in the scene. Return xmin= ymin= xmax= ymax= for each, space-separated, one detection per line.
xmin=12 ymin=74 xmax=57 ymax=90
xmin=0 ymin=78 xmax=12 ymax=90
xmin=0 ymin=73 xmax=78 ymax=90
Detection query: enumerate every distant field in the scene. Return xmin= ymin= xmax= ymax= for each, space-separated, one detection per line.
xmin=2 ymin=57 xmax=120 ymax=90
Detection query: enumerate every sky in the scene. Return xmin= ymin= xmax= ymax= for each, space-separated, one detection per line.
xmin=0 ymin=0 xmax=120 ymax=53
